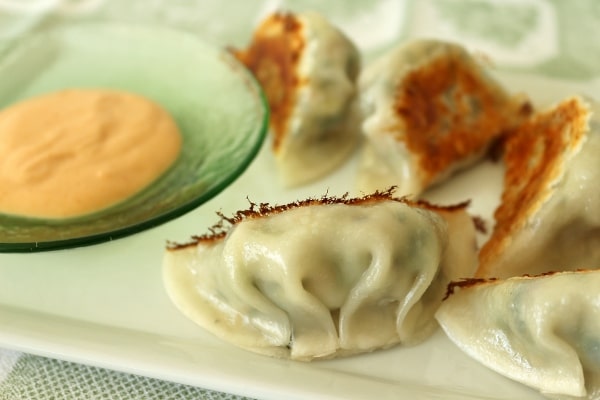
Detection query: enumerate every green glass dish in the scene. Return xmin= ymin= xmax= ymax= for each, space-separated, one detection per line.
xmin=0 ymin=23 xmax=268 ymax=252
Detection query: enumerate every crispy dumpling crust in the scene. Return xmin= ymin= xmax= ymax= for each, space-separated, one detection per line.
xmin=233 ymin=11 xmax=361 ymax=186
xmin=358 ymin=39 xmax=532 ymax=195
xmin=391 ymin=43 xmax=531 ymax=184
xmin=232 ymin=13 xmax=305 ymax=150
xmin=168 ymin=187 xmax=470 ymax=249
xmin=477 ymin=96 xmax=591 ymax=278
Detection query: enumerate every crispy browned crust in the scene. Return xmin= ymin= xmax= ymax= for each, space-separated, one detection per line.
xmin=393 ymin=45 xmax=532 ymax=186
xmin=232 ymin=12 xmax=306 ymax=151
xmin=471 ymin=215 xmax=488 ymax=234
xmin=476 ymin=97 xmax=590 ymax=277
xmin=443 ymin=277 xmax=498 ymax=300
xmin=167 ymin=187 xmax=470 ymax=250
xmin=444 ymin=269 xmax=594 ymax=300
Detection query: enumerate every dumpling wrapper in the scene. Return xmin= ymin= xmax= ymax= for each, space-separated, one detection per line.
xmin=163 ymin=191 xmax=478 ymax=361
xmin=358 ymin=39 xmax=531 ymax=196
xmin=436 ymin=270 xmax=600 ymax=400
xmin=234 ymin=12 xmax=361 ymax=187
xmin=476 ymin=96 xmax=600 ymax=279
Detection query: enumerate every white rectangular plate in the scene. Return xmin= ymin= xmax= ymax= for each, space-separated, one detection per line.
xmin=0 ymin=72 xmax=595 ymax=400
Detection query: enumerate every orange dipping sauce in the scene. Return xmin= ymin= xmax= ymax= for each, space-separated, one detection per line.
xmin=0 ymin=89 xmax=182 ymax=219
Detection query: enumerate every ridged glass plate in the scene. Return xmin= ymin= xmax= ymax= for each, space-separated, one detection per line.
xmin=0 ymin=23 xmax=268 ymax=252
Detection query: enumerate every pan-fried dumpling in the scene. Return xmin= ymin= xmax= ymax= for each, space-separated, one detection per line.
xmin=234 ymin=12 xmax=361 ymax=187
xmin=357 ymin=39 xmax=531 ymax=196
xmin=476 ymin=96 xmax=600 ymax=279
xmin=163 ymin=190 xmax=478 ymax=361
xmin=436 ymin=270 xmax=600 ymax=400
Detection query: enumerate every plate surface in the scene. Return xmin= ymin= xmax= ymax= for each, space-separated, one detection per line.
xmin=0 ymin=23 xmax=268 ymax=252
xmin=0 ymin=72 xmax=595 ymax=400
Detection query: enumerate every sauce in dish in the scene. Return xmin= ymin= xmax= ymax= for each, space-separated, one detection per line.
xmin=0 ymin=89 xmax=182 ymax=219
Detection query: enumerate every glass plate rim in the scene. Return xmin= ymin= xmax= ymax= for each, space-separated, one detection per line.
xmin=0 ymin=22 xmax=270 ymax=253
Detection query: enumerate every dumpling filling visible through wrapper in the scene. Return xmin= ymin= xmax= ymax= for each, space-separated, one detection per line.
xmin=163 ymin=191 xmax=478 ymax=361
xmin=436 ymin=270 xmax=600 ymax=400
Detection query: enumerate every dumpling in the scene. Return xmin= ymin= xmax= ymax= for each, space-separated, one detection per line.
xmin=163 ymin=190 xmax=478 ymax=361
xmin=233 ymin=12 xmax=361 ymax=187
xmin=476 ymin=96 xmax=600 ymax=279
xmin=436 ymin=270 xmax=600 ymax=400
xmin=357 ymin=39 xmax=531 ymax=196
